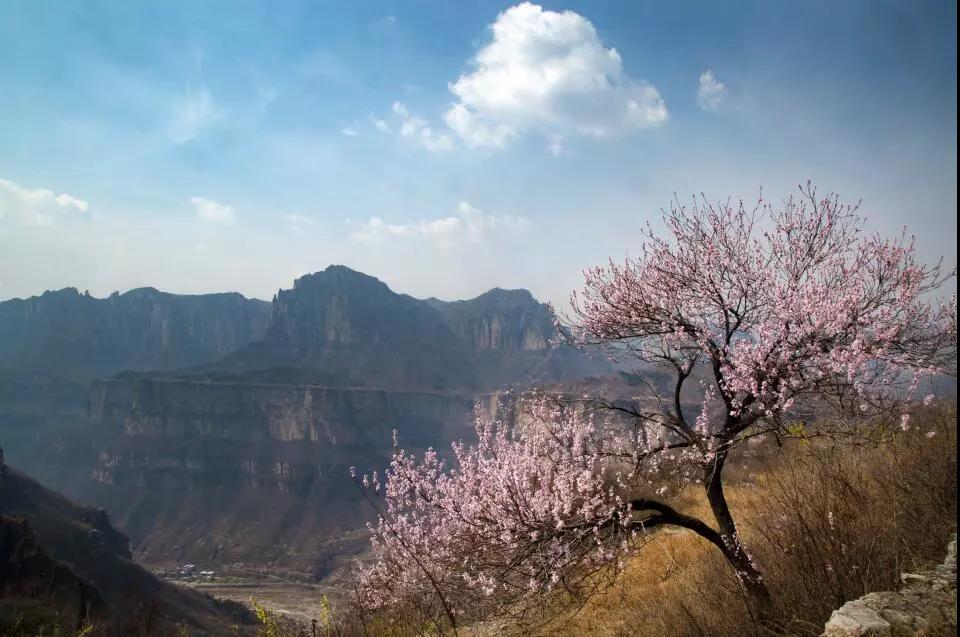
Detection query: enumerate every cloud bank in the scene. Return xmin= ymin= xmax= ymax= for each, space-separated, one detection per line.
xmin=442 ymin=2 xmax=668 ymax=149
xmin=190 ymin=197 xmax=236 ymax=223
xmin=0 ymin=177 xmax=90 ymax=226
xmin=350 ymin=201 xmax=530 ymax=246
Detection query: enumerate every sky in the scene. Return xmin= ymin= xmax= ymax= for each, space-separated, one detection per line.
xmin=0 ymin=1 xmax=956 ymax=306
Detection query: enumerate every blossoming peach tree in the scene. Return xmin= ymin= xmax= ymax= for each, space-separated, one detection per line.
xmin=352 ymin=184 xmax=955 ymax=631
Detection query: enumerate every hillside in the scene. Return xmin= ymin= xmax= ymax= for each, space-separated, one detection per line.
xmin=0 ymin=464 xmax=254 ymax=634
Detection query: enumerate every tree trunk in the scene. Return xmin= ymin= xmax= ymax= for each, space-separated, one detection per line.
xmin=703 ymin=452 xmax=774 ymax=625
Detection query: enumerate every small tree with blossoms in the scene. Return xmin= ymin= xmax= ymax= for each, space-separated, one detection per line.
xmin=353 ymin=184 xmax=955 ymax=632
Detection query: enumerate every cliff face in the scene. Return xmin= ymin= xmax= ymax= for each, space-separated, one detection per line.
xmin=218 ymin=266 xmax=479 ymax=391
xmin=0 ymin=286 xmax=270 ymax=380
xmin=429 ymin=288 xmax=554 ymax=351
xmin=428 ymin=285 xmax=607 ymax=387
xmin=71 ymin=377 xmax=481 ymax=575
xmin=90 ymin=378 xmax=476 ymax=448
xmin=218 ymin=266 xmax=607 ymax=391
xmin=0 ymin=286 xmax=271 ymax=467
xmin=11 ymin=266 xmax=609 ymax=579
xmin=76 ymin=377 xmax=649 ymax=574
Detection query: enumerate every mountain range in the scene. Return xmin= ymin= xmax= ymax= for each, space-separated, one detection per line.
xmin=0 ymin=286 xmax=270 ymax=381
xmin=0 ymin=265 xmax=608 ymax=585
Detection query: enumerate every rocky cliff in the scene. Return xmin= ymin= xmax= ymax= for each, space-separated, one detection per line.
xmin=216 ymin=266 xmax=479 ymax=391
xmin=214 ymin=266 xmax=603 ymax=390
xmin=822 ymin=534 xmax=957 ymax=636
xmin=75 ymin=377 xmax=484 ymax=570
xmin=9 ymin=265 xmax=610 ymax=580
xmin=0 ymin=285 xmax=271 ymax=467
xmin=428 ymin=286 xmax=605 ymax=387
xmin=428 ymin=287 xmax=553 ymax=351
xmin=89 ymin=377 xmax=477 ymax=448
xmin=0 ymin=286 xmax=270 ymax=381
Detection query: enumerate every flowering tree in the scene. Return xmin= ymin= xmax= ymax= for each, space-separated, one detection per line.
xmin=354 ymin=184 xmax=955 ymax=630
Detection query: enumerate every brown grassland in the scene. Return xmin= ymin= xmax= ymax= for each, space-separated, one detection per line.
xmin=291 ymin=403 xmax=957 ymax=637
xmin=533 ymin=403 xmax=957 ymax=637
xmin=8 ymin=405 xmax=953 ymax=636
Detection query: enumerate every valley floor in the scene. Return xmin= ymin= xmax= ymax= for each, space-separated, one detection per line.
xmin=151 ymin=565 xmax=335 ymax=625
xmin=186 ymin=580 xmax=326 ymax=624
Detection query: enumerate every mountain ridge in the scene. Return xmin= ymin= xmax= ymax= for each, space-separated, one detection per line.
xmin=1 ymin=265 xmax=608 ymax=587
xmin=0 ymin=285 xmax=271 ymax=380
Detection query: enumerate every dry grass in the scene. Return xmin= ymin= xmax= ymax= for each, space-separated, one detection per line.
xmin=536 ymin=403 xmax=958 ymax=637
xmin=260 ymin=404 xmax=957 ymax=637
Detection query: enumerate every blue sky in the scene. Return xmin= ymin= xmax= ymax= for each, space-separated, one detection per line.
xmin=0 ymin=1 xmax=956 ymax=305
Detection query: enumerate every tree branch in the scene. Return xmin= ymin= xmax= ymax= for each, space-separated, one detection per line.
xmin=629 ymin=498 xmax=727 ymax=554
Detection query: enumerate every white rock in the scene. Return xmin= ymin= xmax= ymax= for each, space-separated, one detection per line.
xmin=823 ymin=601 xmax=891 ymax=637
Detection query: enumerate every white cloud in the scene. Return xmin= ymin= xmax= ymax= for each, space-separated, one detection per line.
xmin=349 ymin=201 xmax=530 ymax=246
xmin=340 ymin=126 xmax=360 ymax=137
xmin=0 ymin=177 xmax=89 ymax=226
xmin=697 ymin=70 xmax=726 ymax=111
xmin=190 ymin=197 xmax=235 ymax=224
xmin=547 ymin=135 xmax=566 ymax=157
xmin=283 ymin=213 xmax=319 ymax=235
xmin=443 ymin=103 xmax=514 ymax=150
xmin=442 ymin=2 xmax=667 ymax=149
xmin=169 ymin=84 xmax=222 ymax=143
xmin=380 ymin=102 xmax=455 ymax=152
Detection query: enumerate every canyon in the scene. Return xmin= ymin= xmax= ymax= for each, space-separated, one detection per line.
xmin=0 ymin=266 xmax=609 ymax=583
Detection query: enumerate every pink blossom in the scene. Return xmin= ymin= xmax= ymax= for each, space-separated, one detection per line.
xmin=355 ymin=183 xmax=955 ymax=625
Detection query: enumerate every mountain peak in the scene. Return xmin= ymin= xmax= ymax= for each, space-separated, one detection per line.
xmin=39 ymin=287 xmax=81 ymax=299
xmin=120 ymin=286 xmax=163 ymax=299
xmin=292 ymin=265 xmax=389 ymax=293
xmin=473 ymin=287 xmax=538 ymax=307
xmin=243 ymin=266 xmax=479 ymax=390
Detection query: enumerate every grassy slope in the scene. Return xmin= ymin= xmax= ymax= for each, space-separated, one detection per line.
xmin=535 ymin=404 xmax=958 ymax=637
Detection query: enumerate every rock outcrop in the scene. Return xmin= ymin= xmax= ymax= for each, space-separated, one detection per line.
xmin=428 ymin=286 xmax=606 ymax=387
xmin=215 ymin=266 xmax=605 ymax=391
xmin=822 ymin=535 xmax=957 ymax=636
xmin=217 ymin=266 xmax=480 ymax=390
xmin=71 ymin=377 xmax=485 ymax=572
xmin=429 ymin=287 xmax=553 ymax=352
